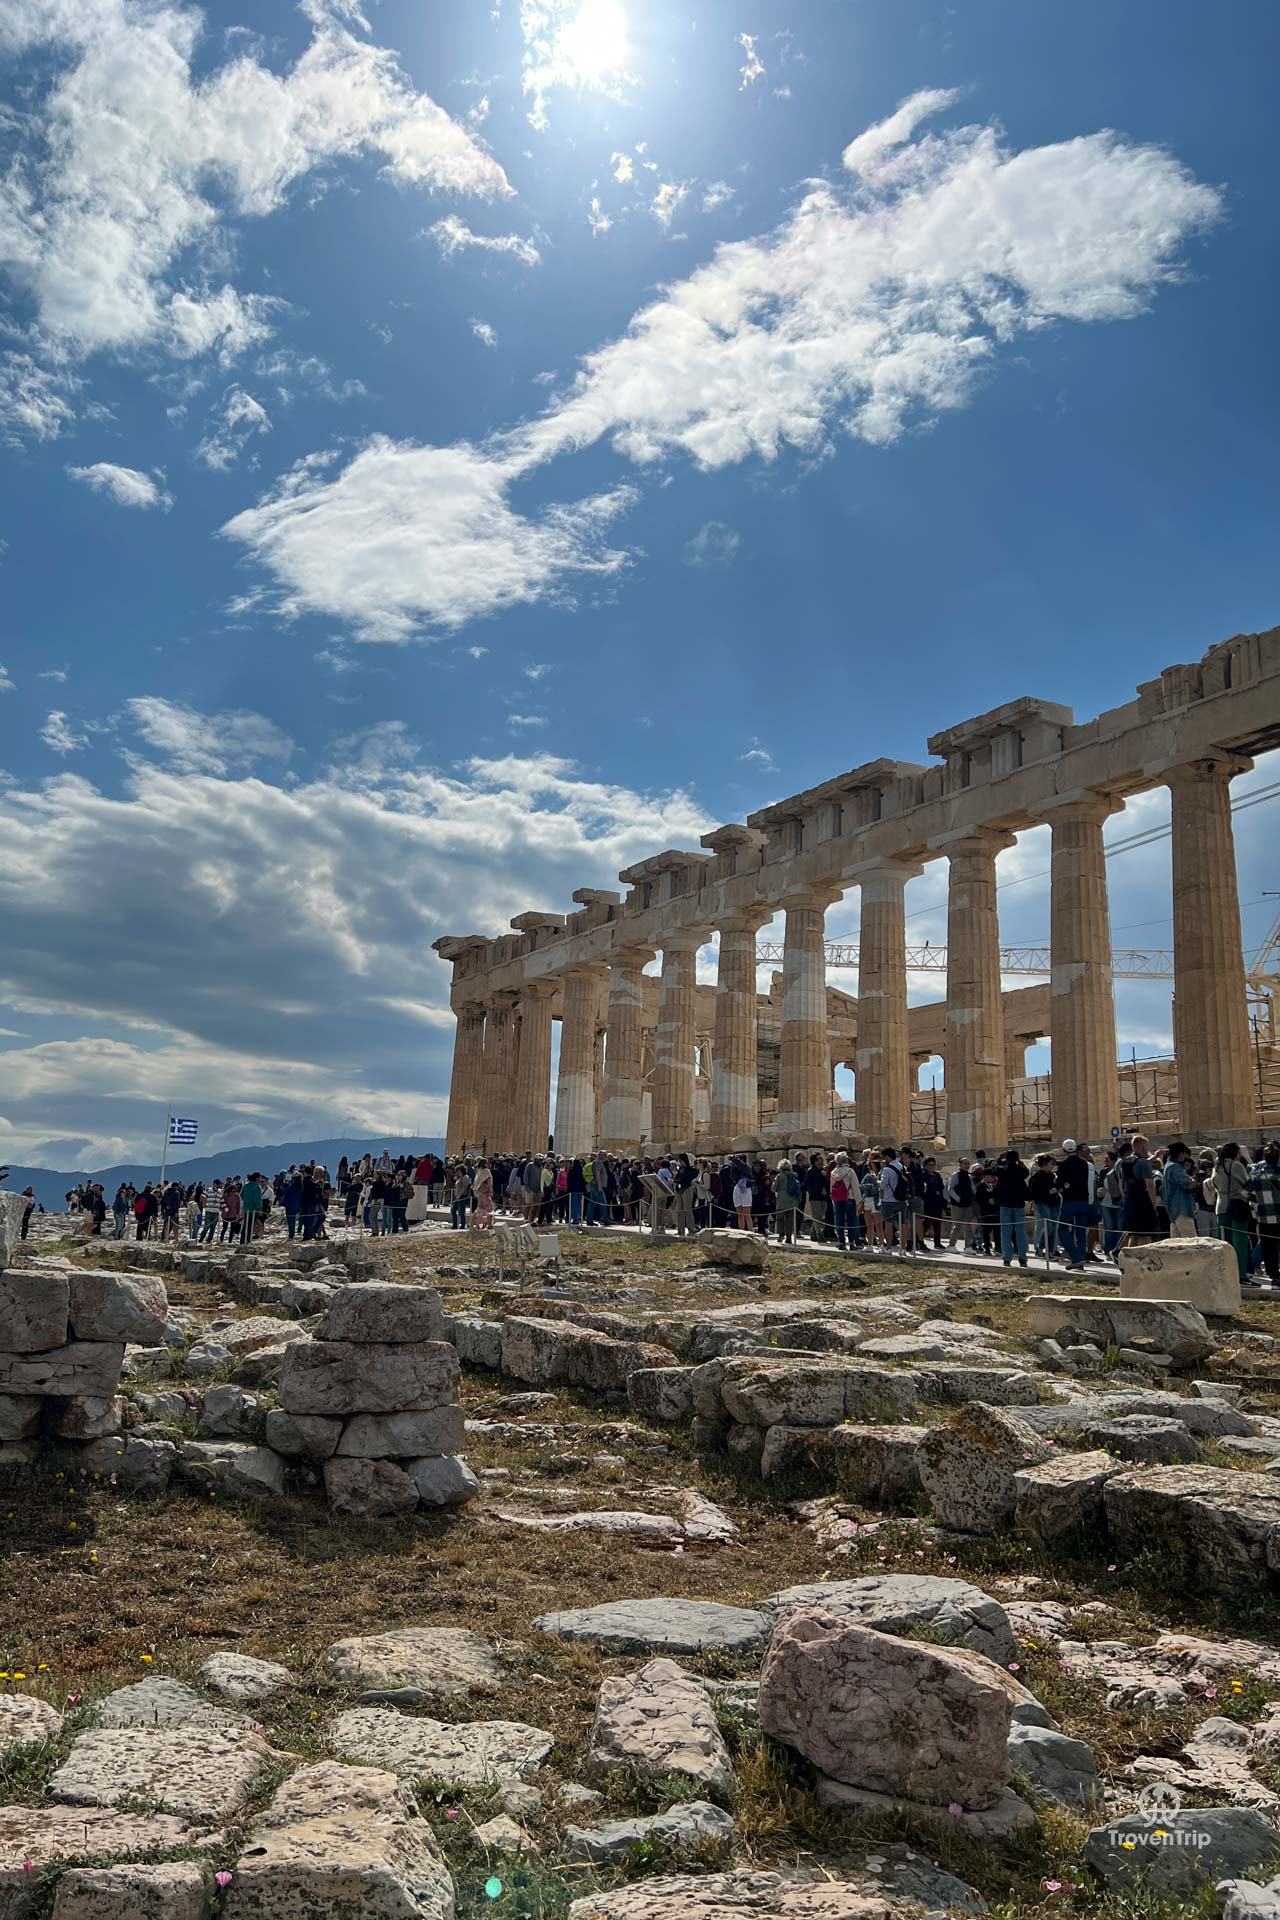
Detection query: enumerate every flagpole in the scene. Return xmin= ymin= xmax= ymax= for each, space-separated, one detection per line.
xmin=160 ymin=1102 xmax=171 ymax=1186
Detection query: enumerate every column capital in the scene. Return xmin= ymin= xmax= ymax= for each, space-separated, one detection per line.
xmin=780 ymin=885 xmax=842 ymax=914
xmin=1044 ymin=789 xmax=1122 ymax=826
xmin=844 ymin=855 xmax=925 ymax=886
xmin=518 ymin=978 xmax=558 ymax=1001
xmin=931 ymin=827 xmax=1017 ymax=860
xmin=563 ymin=960 xmax=609 ymax=984
xmin=609 ymin=943 xmax=656 ymax=970
xmin=487 ymin=986 xmax=519 ymax=1009
xmin=717 ymin=905 xmax=772 ymax=938
xmin=660 ymin=928 xmax=712 ymax=955
xmin=1164 ymin=749 xmax=1254 ymax=787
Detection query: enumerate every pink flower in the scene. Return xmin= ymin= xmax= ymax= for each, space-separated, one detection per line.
xmin=1008 ymin=1662 xmax=1020 ymax=1672
xmin=948 ymin=1802 xmax=963 ymax=1815
xmin=1042 ymin=1880 xmax=1062 ymax=1892
xmin=1060 ymin=1659 xmax=1071 ymax=1670
xmin=214 ymin=1872 xmax=233 ymax=1888
xmin=1205 ymin=1685 xmax=1218 ymax=1699
xmin=1107 ymin=1563 xmax=1117 ymax=1572
xmin=21 ymin=1861 xmax=33 ymax=1875
xmin=66 ymin=1690 xmax=82 ymax=1706
xmin=945 ymin=1554 xmax=957 ymax=1565
xmin=445 ymin=1809 xmax=459 ymax=1821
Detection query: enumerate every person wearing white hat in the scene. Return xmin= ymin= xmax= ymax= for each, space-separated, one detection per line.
xmin=1056 ymin=1138 xmax=1091 ymax=1270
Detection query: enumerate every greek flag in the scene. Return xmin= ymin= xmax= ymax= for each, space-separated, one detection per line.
xmin=169 ymin=1116 xmax=198 ymax=1147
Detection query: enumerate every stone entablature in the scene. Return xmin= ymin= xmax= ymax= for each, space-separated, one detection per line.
xmin=434 ymin=629 xmax=1280 ymax=1154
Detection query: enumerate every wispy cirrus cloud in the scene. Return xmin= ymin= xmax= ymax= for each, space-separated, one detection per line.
xmin=428 ymin=215 xmax=541 ymax=268
xmin=68 ymin=462 xmax=172 ymax=509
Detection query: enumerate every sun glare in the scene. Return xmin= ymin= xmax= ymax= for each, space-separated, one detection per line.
xmin=558 ymin=0 xmax=628 ymax=83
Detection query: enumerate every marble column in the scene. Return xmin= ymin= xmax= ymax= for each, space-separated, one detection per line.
xmin=777 ymin=892 xmax=839 ymax=1136
xmin=1169 ymin=751 xmax=1255 ymax=1135
xmin=600 ymin=948 xmax=653 ymax=1150
xmin=944 ymin=831 xmax=1014 ymax=1155
xmin=854 ymin=860 xmax=921 ymax=1146
xmin=511 ymin=983 xmax=555 ymax=1152
xmin=445 ymin=1003 xmax=486 ymax=1155
xmin=711 ymin=912 xmax=767 ymax=1139
xmin=652 ymin=933 xmax=704 ymax=1147
xmin=1049 ymin=794 xmax=1120 ymax=1143
xmin=1005 ymin=1038 xmax=1027 ymax=1087
xmin=554 ymin=966 xmax=606 ymax=1157
xmin=477 ymin=990 xmax=517 ymax=1151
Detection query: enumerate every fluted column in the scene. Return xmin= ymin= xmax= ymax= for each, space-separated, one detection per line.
xmin=600 ymin=947 xmax=652 ymax=1150
xmin=445 ymin=1003 xmax=486 ymax=1154
xmin=1049 ymin=794 xmax=1120 ymax=1142
xmin=776 ymin=891 xmax=839 ymax=1135
xmin=652 ymin=933 xmax=705 ymax=1147
xmin=711 ymin=912 xmax=767 ymax=1139
xmin=477 ymin=990 xmax=517 ymax=1151
xmin=511 ymin=983 xmax=555 ymax=1152
xmin=1170 ymin=751 xmax=1255 ymax=1135
xmin=944 ymin=831 xmax=1014 ymax=1154
xmin=554 ymin=965 xmax=606 ymax=1157
xmin=854 ymin=859 xmax=922 ymax=1145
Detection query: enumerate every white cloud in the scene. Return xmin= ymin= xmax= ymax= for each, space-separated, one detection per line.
xmin=0 ymin=353 xmax=79 ymax=443
xmin=508 ymin=713 xmax=547 ymax=728
xmin=0 ymin=749 xmax=712 ymax=1159
xmin=224 ymin=436 xmax=637 ymax=639
xmin=195 ymin=387 xmax=272 ymax=470
xmin=702 ymin=180 xmax=736 ymax=212
xmin=126 ymin=696 xmax=294 ymax=775
xmin=651 ymin=182 xmax=686 ymax=228
xmin=470 ymin=318 xmax=499 ymax=349
xmin=685 ymin=520 xmax=740 ymax=567
xmin=67 ymin=461 xmax=172 ymax=509
xmin=228 ymin=94 xmax=1220 ymax=636
xmin=466 ymin=646 xmax=489 ymax=659
xmin=428 ymin=215 xmax=541 ymax=267
xmin=611 ymin=152 xmax=633 ymax=185
xmin=0 ymin=665 xmax=14 ymax=693
xmin=525 ymin=662 xmax=550 ymax=679
xmin=741 ymin=741 xmax=775 ymax=770
xmin=0 ymin=0 xmax=509 ymax=406
xmin=738 ymin=32 xmax=765 ymax=88
xmin=841 ymin=86 xmax=959 ymax=182
xmin=38 ymin=668 xmax=68 ymax=683
xmin=587 ymin=196 xmax=612 ymax=236
xmin=40 ymin=711 xmax=86 ymax=755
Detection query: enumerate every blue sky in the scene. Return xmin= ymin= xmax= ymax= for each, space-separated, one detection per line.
xmin=0 ymin=0 xmax=1276 ymax=1166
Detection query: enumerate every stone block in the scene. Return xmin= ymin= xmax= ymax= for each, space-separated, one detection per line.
xmin=565 ymin=1874 xmax=905 ymax=1920
xmin=1025 ymin=1295 xmax=1213 ymax=1365
xmin=0 ymin=1270 xmax=69 ymax=1351
xmin=627 ymin=1367 xmax=695 ymax=1421
xmin=315 ymin=1283 xmax=445 ymax=1344
xmin=323 ymin=1456 xmax=418 ymax=1517
xmin=1014 ymin=1451 xmax=1122 ymax=1541
xmin=695 ymin=1227 xmax=766 ymax=1269
xmin=767 ymin=1573 xmax=1017 ymax=1668
xmin=499 ymin=1317 xmax=675 ymax=1394
xmin=1104 ymin=1465 xmax=1280 ymax=1583
xmin=0 ymin=1809 xmax=208 ymax=1915
xmin=719 ymin=1357 xmax=915 ymax=1430
xmin=561 ymin=1800 xmax=734 ymax=1864
xmin=51 ymin=1862 xmax=211 ymax=1920
xmin=825 ymin=1423 xmax=926 ymax=1501
xmin=0 ymin=1191 xmax=24 ymax=1271
xmin=263 ymin=1409 xmax=342 ymax=1460
xmin=408 ymin=1455 xmax=479 ymax=1507
xmin=77 ymin=1434 xmax=177 ymax=1495
xmin=45 ymin=1395 xmax=124 ymax=1441
xmin=49 ymin=1723 xmax=269 ymax=1820
xmin=588 ymin=1658 xmax=734 ymax=1794
xmin=1121 ymin=1238 xmax=1242 ymax=1317
xmin=0 ymin=1395 xmax=42 ymax=1442
xmin=1085 ymin=1808 xmax=1280 ymax=1894
xmin=760 ymin=1612 xmax=1011 ymax=1809
xmin=0 ymin=1694 xmax=62 ymax=1761
xmin=179 ymin=1441 xmax=285 ymax=1500
xmin=1083 ymin=1414 xmax=1201 ymax=1463
xmin=222 ymin=1761 xmax=453 ymax=1920
xmin=280 ymin=1339 xmax=459 ymax=1416
xmin=329 ymin=1708 xmax=553 ymax=1786
xmin=197 ymin=1385 xmax=262 ymax=1441
xmin=450 ymin=1316 xmax=502 ymax=1369
xmin=336 ymin=1406 xmax=466 ymax=1459
xmin=536 ymin=1598 xmax=769 ymax=1656
xmin=325 ymin=1628 xmax=504 ymax=1697
xmin=919 ymin=1404 xmax=1051 ymax=1533
xmin=198 ymin=1652 xmax=291 ymax=1703
xmin=68 ymin=1272 xmax=168 ymax=1346
xmin=1007 ymin=1723 xmax=1101 ymax=1810
xmin=0 ymin=1344 xmax=125 ymax=1399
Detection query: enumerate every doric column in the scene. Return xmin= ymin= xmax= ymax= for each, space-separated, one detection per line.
xmin=853 ymin=859 xmax=922 ymax=1145
xmin=1005 ymin=1038 xmax=1027 ymax=1086
xmin=510 ymin=983 xmax=555 ymax=1152
xmin=776 ymin=891 xmax=839 ymax=1135
xmin=711 ymin=911 xmax=767 ymax=1139
xmin=554 ymin=965 xmax=606 ymax=1157
xmin=600 ymin=947 xmax=653 ymax=1150
xmin=652 ymin=933 xmax=705 ymax=1147
xmin=1169 ymin=751 xmax=1255 ymax=1135
xmin=477 ymin=990 xmax=517 ymax=1151
xmin=943 ymin=831 xmax=1014 ymax=1155
xmin=445 ymin=1004 xmax=486 ymax=1155
xmin=1049 ymin=794 xmax=1120 ymax=1142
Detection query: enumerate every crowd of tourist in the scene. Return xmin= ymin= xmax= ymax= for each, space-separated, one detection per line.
xmin=445 ymin=1136 xmax=1280 ymax=1281
xmin=51 ymin=1135 xmax=1280 ymax=1284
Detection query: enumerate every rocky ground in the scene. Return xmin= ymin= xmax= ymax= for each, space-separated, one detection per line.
xmin=5 ymin=1217 xmax=1280 ymax=1917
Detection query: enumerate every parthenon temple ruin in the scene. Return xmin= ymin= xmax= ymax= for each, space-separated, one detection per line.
xmin=435 ymin=628 xmax=1280 ymax=1158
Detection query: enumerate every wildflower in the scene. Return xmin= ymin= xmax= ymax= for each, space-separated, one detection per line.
xmin=948 ymin=1802 xmax=963 ymax=1815
xmin=13 ymin=1672 xmax=25 ymax=1681
xmin=1042 ymin=1880 xmax=1062 ymax=1892
xmin=1106 ymin=1563 xmax=1117 ymax=1572
xmin=88 ymin=1552 xmax=98 ymax=1565
xmin=1232 ymin=1682 xmax=1244 ymax=1693
xmin=22 ymin=1860 xmax=33 ymax=1874
xmin=215 ymin=1871 xmax=233 ymax=1888
xmin=445 ymin=1808 xmax=459 ymax=1821
xmin=67 ymin=1522 xmax=76 ymax=1532
xmin=1008 ymin=1662 xmax=1020 ymax=1673
xmin=1121 ymin=1838 xmax=1136 ymax=1851
xmin=139 ymin=1653 xmax=153 ymax=1665
xmin=1205 ymin=1685 xmax=1218 ymax=1699
xmin=37 ymin=1664 xmax=47 ymax=1672
xmin=67 ymin=1691 xmax=82 ymax=1706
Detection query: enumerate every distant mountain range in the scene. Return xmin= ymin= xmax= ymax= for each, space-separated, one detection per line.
xmin=2 ymin=1136 xmax=446 ymax=1214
